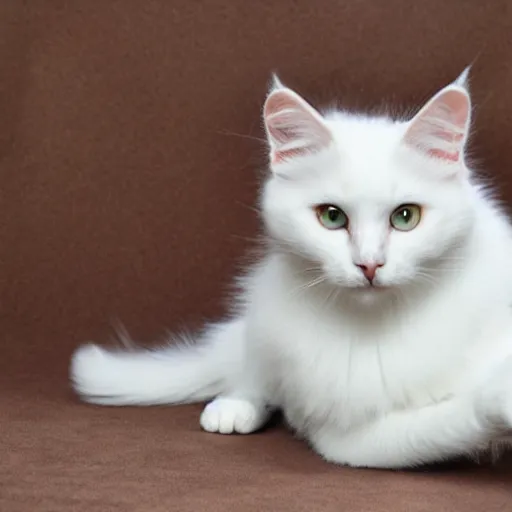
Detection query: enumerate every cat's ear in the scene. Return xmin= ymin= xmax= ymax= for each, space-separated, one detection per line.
xmin=263 ymin=83 xmax=333 ymax=166
xmin=403 ymin=80 xmax=471 ymax=164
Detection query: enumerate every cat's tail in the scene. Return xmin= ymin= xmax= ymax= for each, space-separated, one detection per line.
xmin=70 ymin=319 xmax=244 ymax=406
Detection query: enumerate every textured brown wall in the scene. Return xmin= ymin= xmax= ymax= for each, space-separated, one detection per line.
xmin=1 ymin=1 xmax=511 ymax=382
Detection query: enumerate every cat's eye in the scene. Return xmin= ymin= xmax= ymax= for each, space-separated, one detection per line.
xmin=390 ymin=204 xmax=422 ymax=231
xmin=316 ymin=205 xmax=348 ymax=230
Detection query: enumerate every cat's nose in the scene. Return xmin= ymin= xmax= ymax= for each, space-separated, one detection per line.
xmin=356 ymin=262 xmax=383 ymax=284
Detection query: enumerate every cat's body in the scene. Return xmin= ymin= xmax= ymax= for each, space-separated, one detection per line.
xmin=71 ymin=71 xmax=512 ymax=468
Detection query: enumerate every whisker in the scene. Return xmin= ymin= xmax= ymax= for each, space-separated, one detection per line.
xmin=216 ymin=130 xmax=266 ymax=143
xmin=234 ymin=200 xmax=261 ymax=215
xmin=288 ymin=274 xmax=327 ymax=298
xmin=292 ymin=266 xmax=323 ymax=276
xmin=436 ymin=255 xmax=466 ymax=260
xmin=230 ymin=233 xmax=267 ymax=244
xmin=415 ymin=273 xmax=439 ymax=287
xmin=419 ymin=266 xmax=463 ymax=273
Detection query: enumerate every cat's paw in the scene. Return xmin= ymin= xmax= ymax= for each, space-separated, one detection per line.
xmin=200 ymin=397 xmax=268 ymax=435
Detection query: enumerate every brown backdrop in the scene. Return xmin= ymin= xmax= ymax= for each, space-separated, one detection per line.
xmin=2 ymin=2 xmax=512 ymax=511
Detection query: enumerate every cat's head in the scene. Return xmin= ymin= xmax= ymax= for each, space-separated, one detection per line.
xmin=260 ymin=70 xmax=476 ymax=296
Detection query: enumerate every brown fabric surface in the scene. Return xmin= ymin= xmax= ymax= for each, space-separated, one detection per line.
xmin=2 ymin=1 xmax=512 ymax=510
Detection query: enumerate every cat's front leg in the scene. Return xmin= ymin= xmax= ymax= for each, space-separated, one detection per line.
xmin=309 ymin=357 xmax=512 ymax=469
xmin=309 ymin=398 xmax=497 ymax=469
xmin=199 ymin=353 xmax=274 ymax=435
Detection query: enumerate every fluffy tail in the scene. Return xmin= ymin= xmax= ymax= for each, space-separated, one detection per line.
xmin=70 ymin=320 xmax=244 ymax=406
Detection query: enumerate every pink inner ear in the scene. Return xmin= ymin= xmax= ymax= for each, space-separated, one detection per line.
xmin=263 ymin=90 xmax=332 ymax=164
xmin=271 ymin=147 xmax=307 ymax=165
xmin=404 ymin=88 xmax=470 ymax=163
xmin=266 ymin=113 xmax=318 ymax=164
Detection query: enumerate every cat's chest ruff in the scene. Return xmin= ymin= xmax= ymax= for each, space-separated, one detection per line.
xmin=253 ymin=294 xmax=467 ymax=432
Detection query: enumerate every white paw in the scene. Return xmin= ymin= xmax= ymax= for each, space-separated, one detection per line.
xmin=200 ymin=397 xmax=267 ymax=434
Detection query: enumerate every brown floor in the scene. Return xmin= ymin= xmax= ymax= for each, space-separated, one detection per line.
xmin=2 ymin=1 xmax=512 ymax=510
xmin=4 ymin=369 xmax=512 ymax=512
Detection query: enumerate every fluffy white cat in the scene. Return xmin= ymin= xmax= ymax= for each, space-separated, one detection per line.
xmin=71 ymin=69 xmax=512 ymax=469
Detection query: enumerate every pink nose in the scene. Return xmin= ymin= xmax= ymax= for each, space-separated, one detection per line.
xmin=356 ymin=263 xmax=383 ymax=283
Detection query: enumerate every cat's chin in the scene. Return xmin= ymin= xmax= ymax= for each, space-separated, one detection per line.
xmin=348 ymin=284 xmax=392 ymax=305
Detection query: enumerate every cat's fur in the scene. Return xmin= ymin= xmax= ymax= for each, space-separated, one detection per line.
xmin=70 ymin=70 xmax=512 ymax=469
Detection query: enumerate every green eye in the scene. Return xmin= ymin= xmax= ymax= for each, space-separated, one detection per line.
xmin=390 ymin=204 xmax=422 ymax=231
xmin=316 ymin=205 xmax=348 ymax=230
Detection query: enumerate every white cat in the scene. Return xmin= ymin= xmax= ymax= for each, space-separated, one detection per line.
xmin=70 ymin=69 xmax=512 ymax=469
